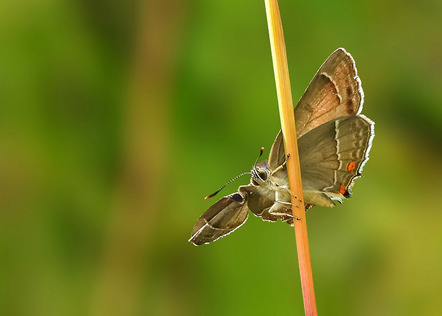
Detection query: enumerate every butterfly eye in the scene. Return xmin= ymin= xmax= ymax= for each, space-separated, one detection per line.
xmin=258 ymin=169 xmax=267 ymax=180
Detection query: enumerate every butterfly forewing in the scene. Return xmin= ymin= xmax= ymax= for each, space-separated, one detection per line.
xmin=270 ymin=49 xmax=365 ymax=171
xmin=268 ymin=130 xmax=285 ymax=170
xmin=294 ymin=48 xmax=364 ymax=137
xmin=189 ymin=192 xmax=249 ymax=245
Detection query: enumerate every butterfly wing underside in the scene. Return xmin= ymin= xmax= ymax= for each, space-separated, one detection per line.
xmin=270 ymin=48 xmax=365 ymax=169
xmin=298 ymin=115 xmax=374 ymax=207
xmin=269 ymin=48 xmax=374 ymax=207
xmin=268 ymin=130 xmax=285 ymax=170
xmin=189 ymin=192 xmax=249 ymax=245
xmin=294 ymin=48 xmax=364 ymax=137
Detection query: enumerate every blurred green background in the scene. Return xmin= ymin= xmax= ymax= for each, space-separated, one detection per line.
xmin=1 ymin=0 xmax=442 ymax=315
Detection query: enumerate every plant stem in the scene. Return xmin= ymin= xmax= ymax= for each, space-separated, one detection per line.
xmin=264 ymin=1 xmax=318 ymax=315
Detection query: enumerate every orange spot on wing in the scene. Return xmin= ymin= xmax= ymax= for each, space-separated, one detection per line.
xmin=347 ymin=161 xmax=356 ymax=172
xmin=339 ymin=185 xmax=346 ymax=195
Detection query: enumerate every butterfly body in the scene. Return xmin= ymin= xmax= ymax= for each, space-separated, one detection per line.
xmin=190 ymin=48 xmax=374 ymax=246
xmin=240 ymin=160 xmax=294 ymax=223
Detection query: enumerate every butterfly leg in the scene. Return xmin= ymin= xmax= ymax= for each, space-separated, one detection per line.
xmin=270 ymin=154 xmax=290 ymax=175
xmin=278 ymin=185 xmax=303 ymax=203
xmin=267 ymin=191 xmax=300 ymax=220
xmin=268 ymin=205 xmax=300 ymax=220
xmin=275 ymin=200 xmax=299 ymax=208
xmin=268 ymin=205 xmax=301 ymax=220
xmin=270 ymin=155 xmax=304 ymax=203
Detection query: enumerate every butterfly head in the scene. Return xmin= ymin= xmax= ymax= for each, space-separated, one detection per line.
xmin=251 ymin=163 xmax=270 ymax=186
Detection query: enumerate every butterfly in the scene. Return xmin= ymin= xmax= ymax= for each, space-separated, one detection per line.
xmin=189 ymin=48 xmax=374 ymax=246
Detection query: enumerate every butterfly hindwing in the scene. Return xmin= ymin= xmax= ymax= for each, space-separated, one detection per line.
xmin=298 ymin=115 xmax=374 ymax=207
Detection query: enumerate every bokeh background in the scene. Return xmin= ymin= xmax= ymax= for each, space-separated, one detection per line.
xmin=1 ymin=0 xmax=442 ymax=315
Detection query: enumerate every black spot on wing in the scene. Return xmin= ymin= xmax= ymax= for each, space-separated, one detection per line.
xmin=230 ymin=193 xmax=244 ymax=203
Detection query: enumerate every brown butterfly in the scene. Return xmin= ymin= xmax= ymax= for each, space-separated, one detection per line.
xmin=189 ymin=48 xmax=374 ymax=246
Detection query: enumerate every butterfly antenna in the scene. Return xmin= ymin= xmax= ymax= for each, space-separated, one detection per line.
xmin=204 ymin=172 xmax=251 ymax=199
xmin=254 ymin=147 xmax=265 ymax=170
